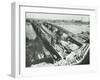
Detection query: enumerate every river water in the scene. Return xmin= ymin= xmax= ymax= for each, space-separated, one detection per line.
xmin=53 ymin=23 xmax=89 ymax=34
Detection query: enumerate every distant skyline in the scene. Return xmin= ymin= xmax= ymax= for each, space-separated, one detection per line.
xmin=26 ymin=13 xmax=89 ymax=22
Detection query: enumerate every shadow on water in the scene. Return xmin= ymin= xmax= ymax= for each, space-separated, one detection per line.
xmin=77 ymin=50 xmax=90 ymax=65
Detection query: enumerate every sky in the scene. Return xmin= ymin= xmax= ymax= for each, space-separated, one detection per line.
xmin=26 ymin=12 xmax=90 ymax=22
